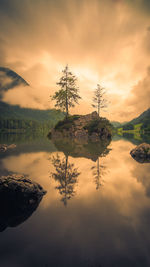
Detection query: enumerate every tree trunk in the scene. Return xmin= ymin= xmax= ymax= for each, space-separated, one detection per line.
xmin=98 ymin=104 xmax=100 ymax=117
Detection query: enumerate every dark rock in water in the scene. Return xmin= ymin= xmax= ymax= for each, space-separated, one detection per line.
xmin=48 ymin=112 xmax=112 ymax=141
xmin=0 ymin=144 xmax=16 ymax=152
xmin=0 ymin=144 xmax=7 ymax=152
xmin=130 ymin=143 xmax=150 ymax=163
xmin=0 ymin=174 xmax=46 ymax=231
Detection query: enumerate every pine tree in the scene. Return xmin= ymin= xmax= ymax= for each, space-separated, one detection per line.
xmin=92 ymin=84 xmax=108 ymax=116
xmin=51 ymin=65 xmax=81 ymax=118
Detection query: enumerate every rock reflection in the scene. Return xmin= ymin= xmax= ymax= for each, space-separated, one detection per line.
xmin=52 ymin=138 xmax=111 ymax=162
xmin=50 ymin=154 xmax=80 ymax=206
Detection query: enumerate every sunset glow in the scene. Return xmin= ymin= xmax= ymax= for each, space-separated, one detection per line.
xmin=0 ymin=0 xmax=150 ymax=121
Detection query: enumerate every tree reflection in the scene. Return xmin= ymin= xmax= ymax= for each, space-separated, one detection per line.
xmin=50 ymin=154 xmax=80 ymax=206
xmin=91 ymin=157 xmax=107 ymax=190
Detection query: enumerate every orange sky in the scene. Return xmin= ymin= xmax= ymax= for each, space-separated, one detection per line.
xmin=0 ymin=0 xmax=150 ymax=121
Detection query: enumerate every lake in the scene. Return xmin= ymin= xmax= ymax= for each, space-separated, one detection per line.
xmin=0 ymin=133 xmax=150 ymax=267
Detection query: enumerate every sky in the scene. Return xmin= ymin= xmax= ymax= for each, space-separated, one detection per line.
xmin=0 ymin=0 xmax=150 ymax=121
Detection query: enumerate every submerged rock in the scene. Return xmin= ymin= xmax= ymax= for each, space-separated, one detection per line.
xmin=0 ymin=174 xmax=46 ymax=231
xmin=130 ymin=143 xmax=150 ymax=163
xmin=48 ymin=112 xmax=112 ymax=141
xmin=0 ymin=144 xmax=16 ymax=152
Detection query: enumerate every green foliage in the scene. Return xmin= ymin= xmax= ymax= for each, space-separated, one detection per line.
xmin=122 ymin=108 xmax=150 ymax=132
xmin=144 ymin=125 xmax=150 ymax=132
xmin=51 ymin=65 xmax=81 ymax=116
xmin=122 ymin=123 xmax=134 ymax=130
xmin=134 ymin=123 xmax=142 ymax=131
xmin=0 ymin=101 xmax=65 ymax=132
xmin=130 ymin=108 xmax=150 ymax=125
xmin=84 ymin=118 xmax=112 ymax=135
xmin=0 ymin=119 xmax=52 ymax=134
xmin=54 ymin=115 xmax=80 ymax=131
xmin=0 ymin=101 xmax=64 ymax=122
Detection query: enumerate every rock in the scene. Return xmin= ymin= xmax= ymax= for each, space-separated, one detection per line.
xmin=7 ymin=144 xmax=16 ymax=149
xmin=0 ymin=144 xmax=16 ymax=152
xmin=0 ymin=174 xmax=46 ymax=231
xmin=130 ymin=143 xmax=150 ymax=163
xmin=0 ymin=144 xmax=7 ymax=152
xmin=49 ymin=112 xmax=112 ymax=141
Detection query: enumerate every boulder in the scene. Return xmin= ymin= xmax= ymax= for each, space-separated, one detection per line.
xmin=0 ymin=144 xmax=7 ymax=152
xmin=0 ymin=174 xmax=46 ymax=231
xmin=0 ymin=144 xmax=16 ymax=152
xmin=130 ymin=143 xmax=150 ymax=163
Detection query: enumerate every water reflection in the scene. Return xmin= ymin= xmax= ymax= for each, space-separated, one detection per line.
xmin=131 ymin=161 xmax=150 ymax=198
xmin=114 ymin=132 xmax=150 ymax=145
xmin=0 ymin=133 xmax=150 ymax=266
xmin=52 ymin=138 xmax=111 ymax=161
xmin=50 ymin=154 xmax=80 ymax=205
xmin=92 ymin=158 xmax=107 ymax=190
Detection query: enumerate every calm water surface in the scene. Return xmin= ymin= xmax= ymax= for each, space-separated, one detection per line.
xmin=0 ymin=133 xmax=150 ymax=267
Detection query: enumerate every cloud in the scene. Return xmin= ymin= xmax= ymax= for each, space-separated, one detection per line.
xmin=2 ymin=84 xmax=52 ymax=109
xmin=125 ymin=67 xmax=150 ymax=117
xmin=0 ymin=0 xmax=150 ymax=120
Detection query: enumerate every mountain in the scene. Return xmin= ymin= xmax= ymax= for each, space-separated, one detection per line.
xmin=111 ymin=121 xmax=125 ymax=127
xmin=122 ymin=108 xmax=150 ymax=132
xmin=129 ymin=108 xmax=150 ymax=125
xmin=0 ymin=67 xmax=29 ymax=98
xmin=0 ymin=67 xmax=65 ymax=132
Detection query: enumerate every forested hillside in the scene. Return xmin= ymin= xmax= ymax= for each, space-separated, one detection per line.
xmin=117 ymin=108 xmax=150 ymax=133
xmin=0 ymin=101 xmax=65 ymax=133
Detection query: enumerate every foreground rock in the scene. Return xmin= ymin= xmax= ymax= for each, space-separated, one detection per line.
xmin=48 ymin=112 xmax=112 ymax=141
xmin=130 ymin=143 xmax=150 ymax=163
xmin=0 ymin=144 xmax=16 ymax=152
xmin=0 ymin=174 xmax=46 ymax=231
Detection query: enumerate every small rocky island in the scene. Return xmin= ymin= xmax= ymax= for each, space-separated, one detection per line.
xmin=0 ymin=174 xmax=46 ymax=231
xmin=48 ymin=111 xmax=112 ymax=142
xmin=130 ymin=143 xmax=150 ymax=163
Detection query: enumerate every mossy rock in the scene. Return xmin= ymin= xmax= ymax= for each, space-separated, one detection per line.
xmin=83 ymin=118 xmax=112 ymax=136
xmin=49 ymin=112 xmax=112 ymax=141
xmin=54 ymin=115 xmax=80 ymax=132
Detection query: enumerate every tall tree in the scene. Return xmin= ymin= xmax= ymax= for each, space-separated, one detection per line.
xmin=92 ymin=84 xmax=108 ymax=116
xmin=51 ymin=65 xmax=81 ymax=118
